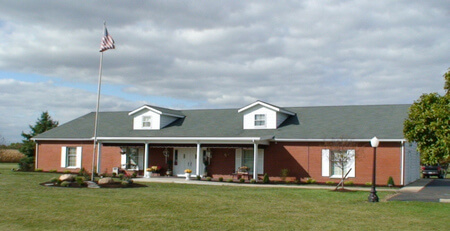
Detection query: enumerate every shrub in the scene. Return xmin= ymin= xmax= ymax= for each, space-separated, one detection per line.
xmin=63 ymin=170 xmax=71 ymax=174
xmin=75 ymin=176 xmax=85 ymax=186
xmin=218 ymin=177 xmax=223 ymax=182
xmin=387 ymin=176 xmax=395 ymax=187
xmin=0 ymin=149 xmax=25 ymax=163
xmin=294 ymin=180 xmax=300 ymax=184
xmin=306 ymin=178 xmax=316 ymax=184
xmin=112 ymin=173 xmax=117 ymax=178
xmin=18 ymin=157 xmax=35 ymax=171
xmin=60 ymin=181 xmax=71 ymax=187
xmin=121 ymin=180 xmax=131 ymax=187
xmin=326 ymin=181 xmax=335 ymax=185
xmin=196 ymin=175 xmax=201 ymax=180
xmin=131 ymin=172 xmax=137 ymax=178
xmin=118 ymin=173 xmax=125 ymax=180
xmin=365 ymin=182 xmax=372 ymax=186
xmin=280 ymin=169 xmax=289 ymax=181
xmin=50 ymin=177 xmax=58 ymax=183
xmin=262 ymin=173 xmax=270 ymax=184
xmin=344 ymin=181 xmax=354 ymax=186
xmin=226 ymin=179 xmax=233 ymax=183
xmin=49 ymin=169 xmax=57 ymax=173
xmin=239 ymin=178 xmax=245 ymax=183
xmin=206 ymin=177 xmax=212 ymax=181
xmin=34 ymin=168 xmax=43 ymax=172
xmin=250 ymin=179 xmax=257 ymax=184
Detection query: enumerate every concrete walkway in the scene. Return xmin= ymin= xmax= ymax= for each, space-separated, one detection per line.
xmin=132 ymin=177 xmax=399 ymax=192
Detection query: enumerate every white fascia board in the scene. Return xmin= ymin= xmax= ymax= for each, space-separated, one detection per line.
xmin=161 ymin=113 xmax=185 ymax=118
xmin=31 ymin=138 xmax=93 ymax=141
xmin=238 ymin=101 xmax=295 ymax=116
xmin=274 ymin=138 xmax=406 ymax=142
xmin=96 ymin=136 xmax=271 ymax=145
xmin=238 ymin=101 xmax=279 ymax=113
xmin=128 ymin=105 xmax=162 ymax=116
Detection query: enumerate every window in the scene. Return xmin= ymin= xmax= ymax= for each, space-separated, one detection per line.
xmin=66 ymin=147 xmax=77 ymax=167
xmin=61 ymin=146 xmax=81 ymax=168
xmin=322 ymin=149 xmax=355 ymax=178
xmin=242 ymin=149 xmax=254 ymax=173
xmin=127 ymin=148 xmax=139 ymax=169
xmin=142 ymin=116 xmax=151 ymax=128
xmin=254 ymin=114 xmax=266 ymax=127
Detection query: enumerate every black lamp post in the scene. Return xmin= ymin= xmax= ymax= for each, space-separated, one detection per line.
xmin=368 ymin=136 xmax=379 ymax=202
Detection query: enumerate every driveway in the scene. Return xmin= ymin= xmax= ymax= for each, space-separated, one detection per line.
xmin=389 ymin=179 xmax=450 ymax=202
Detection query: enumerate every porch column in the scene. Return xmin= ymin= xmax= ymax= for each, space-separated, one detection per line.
xmin=96 ymin=142 xmax=102 ymax=174
xmin=253 ymin=142 xmax=258 ymax=180
xmin=144 ymin=143 xmax=149 ymax=178
xmin=196 ymin=143 xmax=201 ymax=176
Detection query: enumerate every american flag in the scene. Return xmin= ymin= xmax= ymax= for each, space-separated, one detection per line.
xmin=99 ymin=24 xmax=115 ymax=52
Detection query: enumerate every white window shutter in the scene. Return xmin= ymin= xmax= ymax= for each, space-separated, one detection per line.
xmin=322 ymin=149 xmax=330 ymax=177
xmin=257 ymin=149 xmax=264 ymax=174
xmin=76 ymin=147 xmax=82 ymax=168
xmin=347 ymin=149 xmax=355 ymax=177
xmin=235 ymin=149 xmax=242 ymax=172
xmin=121 ymin=154 xmax=127 ymax=168
xmin=61 ymin=147 xmax=67 ymax=167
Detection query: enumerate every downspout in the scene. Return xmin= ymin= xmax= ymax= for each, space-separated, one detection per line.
xmin=144 ymin=143 xmax=149 ymax=178
xmin=253 ymin=141 xmax=258 ymax=180
xmin=96 ymin=142 xmax=102 ymax=174
xmin=196 ymin=142 xmax=201 ymax=176
xmin=401 ymin=141 xmax=404 ymax=186
xmin=35 ymin=142 xmax=39 ymax=169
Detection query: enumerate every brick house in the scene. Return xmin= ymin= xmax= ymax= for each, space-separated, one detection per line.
xmin=33 ymin=101 xmax=420 ymax=186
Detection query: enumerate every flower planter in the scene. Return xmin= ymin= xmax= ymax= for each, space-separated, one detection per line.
xmin=185 ymin=173 xmax=191 ymax=180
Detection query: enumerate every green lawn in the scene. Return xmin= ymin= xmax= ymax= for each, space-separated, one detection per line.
xmin=0 ymin=163 xmax=448 ymax=230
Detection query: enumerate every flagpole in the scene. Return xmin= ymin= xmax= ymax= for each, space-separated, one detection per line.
xmin=91 ymin=45 xmax=104 ymax=181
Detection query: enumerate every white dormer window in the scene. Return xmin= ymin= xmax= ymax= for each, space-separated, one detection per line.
xmin=142 ymin=116 xmax=151 ymax=128
xmin=254 ymin=114 xmax=266 ymax=127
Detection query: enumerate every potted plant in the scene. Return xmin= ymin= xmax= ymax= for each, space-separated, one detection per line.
xmin=185 ymin=169 xmax=192 ymax=180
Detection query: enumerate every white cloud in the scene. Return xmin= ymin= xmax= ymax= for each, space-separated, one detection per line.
xmin=0 ymin=0 xmax=448 ymax=142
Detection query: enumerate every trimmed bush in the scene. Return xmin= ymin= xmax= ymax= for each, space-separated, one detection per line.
xmin=344 ymin=181 xmax=354 ymax=186
xmin=118 ymin=173 xmax=125 ymax=180
xmin=131 ymin=172 xmax=137 ymax=178
xmin=206 ymin=177 xmax=212 ymax=181
xmin=280 ymin=169 xmax=289 ymax=181
xmin=239 ymin=178 xmax=245 ymax=183
xmin=75 ymin=176 xmax=85 ymax=186
xmin=262 ymin=173 xmax=270 ymax=184
xmin=387 ymin=176 xmax=395 ymax=187
xmin=250 ymin=179 xmax=257 ymax=184
xmin=218 ymin=177 xmax=223 ymax=182
xmin=50 ymin=177 xmax=58 ymax=183
xmin=49 ymin=169 xmax=57 ymax=173
xmin=63 ymin=170 xmax=71 ymax=174
xmin=306 ymin=178 xmax=316 ymax=184
xmin=226 ymin=179 xmax=233 ymax=183
xmin=121 ymin=180 xmax=131 ymax=187
xmin=294 ymin=180 xmax=300 ymax=184
xmin=112 ymin=173 xmax=117 ymax=178
xmin=34 ymin=168 xmax=43 ymax=172
xmin=365 ymin=182 xmax=372 ymax=186
xmin=326 ymin=181 xmax=335 ymax=185
xmin=196 ymin=175 xmax=201 ymax=180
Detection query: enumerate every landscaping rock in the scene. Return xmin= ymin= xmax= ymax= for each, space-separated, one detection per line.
xmin=98 ymin=177 xmax=114 ymax=185
xmin=59 ymin=174 xmax=75 ymax=182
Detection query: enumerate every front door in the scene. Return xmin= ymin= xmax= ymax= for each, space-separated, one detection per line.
xmin=173 ymin=148 xmax=197 ymax=177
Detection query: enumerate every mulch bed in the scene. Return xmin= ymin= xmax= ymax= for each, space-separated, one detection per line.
xmin=40 ymin=181 xmax=147 ymax=188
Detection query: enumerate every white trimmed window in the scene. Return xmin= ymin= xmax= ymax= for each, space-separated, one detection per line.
xmin=254 ymin=114 xmax=266 ymax=127
xmin=61 ymin=146 xmax=82 ymax=168
xmin=121 ymin=147 xmax=140 ymax=170
xmin=322 ymin=149 xmax=355 ymax=178
xmin=235 ymin=149 xmax=264 ymax=174
xmin=142 ymin=116 xmax=151 ymax=128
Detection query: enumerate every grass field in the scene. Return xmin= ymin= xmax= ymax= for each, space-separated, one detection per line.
xmin=0 ymin=163 xmax=448 ymax=230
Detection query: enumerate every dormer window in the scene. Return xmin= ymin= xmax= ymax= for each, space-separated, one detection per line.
xmin=142 ymin=116 xmax=151 ymax=128
xmin=254 ymin=114 xmax=266 ymax=127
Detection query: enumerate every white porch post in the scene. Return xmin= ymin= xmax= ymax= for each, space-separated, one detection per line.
xmin=196 ymin=143 xmax=201 ymax=176
xmin=253 ymin=142 xmax=258 ymax=180
xmin=144 ymin=143 xmax=149 ymax=178
xmin=96 ymin=142 xmax=102 ymax=174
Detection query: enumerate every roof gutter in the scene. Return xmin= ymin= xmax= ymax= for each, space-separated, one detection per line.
xmin=273 ymin=138 xmax=406 ymax=142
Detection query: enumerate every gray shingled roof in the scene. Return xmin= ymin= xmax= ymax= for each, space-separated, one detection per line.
xmin=34 ymin=104 xmax=410 ymax=140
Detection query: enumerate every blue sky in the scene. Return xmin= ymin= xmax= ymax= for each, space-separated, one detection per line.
xmin=0 ymin=0 xmax=449 ymax=143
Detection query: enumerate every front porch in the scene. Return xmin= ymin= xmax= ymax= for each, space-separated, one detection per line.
xmin=98 ymin=138 xmax=270 ymax=180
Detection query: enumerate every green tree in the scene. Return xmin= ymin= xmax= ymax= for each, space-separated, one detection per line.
xmin=404 ymin=70 xmax=450 ymax=164
xmin=19 ymin=111 xmax=59 ymax=157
